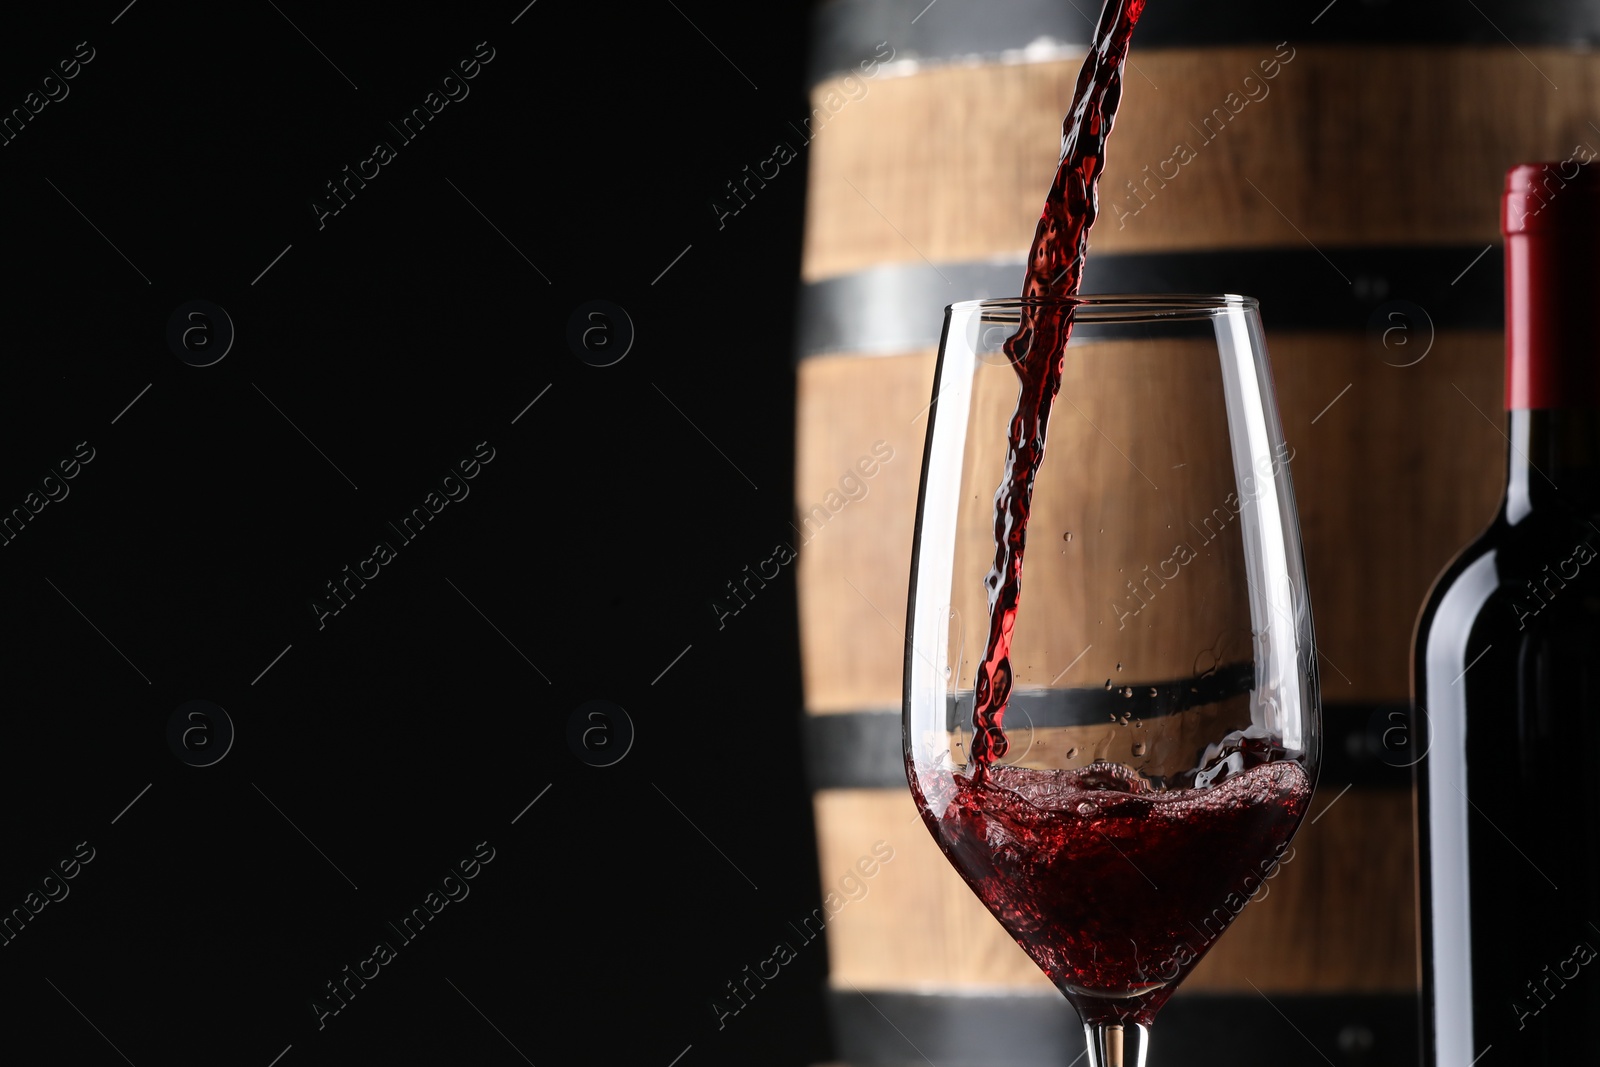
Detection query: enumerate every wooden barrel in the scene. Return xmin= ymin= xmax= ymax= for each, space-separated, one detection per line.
xmin=796 ymin=2 xmax=1600 ymax=1064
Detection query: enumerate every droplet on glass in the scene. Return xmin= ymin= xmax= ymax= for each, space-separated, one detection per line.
xmin=1116 ymin=663 xmax=1123 ymax=671
xmin=1063 ymin=532 xmax=1073 ymax=542
xmin=1132 ymin=742 xmax=1148 ymax=756
xmin=1150 ymin=687 xmax=1158 ymax=697
xmin=1066 ymin=746 xmax=1078 ymax=759
xmin=1076 ymin=801 xmax=1100 ymax=815
xmin=1123 ymin=687 xmax=1133 ymax=698
xmin=1105 ymin=679 xmax=1113 ymax=690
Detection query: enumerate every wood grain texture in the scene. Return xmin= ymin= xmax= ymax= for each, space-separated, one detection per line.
xmin=797 ymin=332 xmax=1504 ymax=713
xmin=1267 ymin=331 xmax=1505 ymax=704
xmin=795 ymin=350 xmax=936 ymax=714
xmin=813 ymin=786 xmax=1416 ymax=992
xmin=803 ymin=46 xmax=1600 ymax=281
xmin=946 ymin=337 xmax=1252 ymax=700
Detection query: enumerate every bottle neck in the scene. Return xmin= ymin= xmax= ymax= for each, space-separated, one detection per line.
xmin=1505 ymin=408 xmax=1600 ymax=523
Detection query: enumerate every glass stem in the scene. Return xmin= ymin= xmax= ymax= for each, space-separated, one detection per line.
xmin=1082 ymin=1023 xmax=1151 ymax=1067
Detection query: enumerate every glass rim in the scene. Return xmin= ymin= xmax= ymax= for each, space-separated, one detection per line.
xmin=947 ymin=293 xmax=1259 ymax=322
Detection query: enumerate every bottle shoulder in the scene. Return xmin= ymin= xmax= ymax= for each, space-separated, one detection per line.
xmin=1423 ymin=508 xmax=1600 ymax=599
xmin=1415 ymin=508 xmax=1600 ymax=686
xmin=1413 ymin=517 xmax=1505 ymax=642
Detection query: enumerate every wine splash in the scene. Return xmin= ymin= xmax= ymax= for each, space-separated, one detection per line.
xmin=928 ymin=748 xmax=1310 ymax=1024
xmin=968 ymin=0 xmax=1146 ymax=770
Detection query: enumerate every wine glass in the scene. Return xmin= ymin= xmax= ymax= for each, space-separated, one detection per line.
xmin=904 ymin=295 xmax=1321 ymax=1067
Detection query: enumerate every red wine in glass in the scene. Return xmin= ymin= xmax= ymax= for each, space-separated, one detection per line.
xmin=922 ymin=747 xmax=1310 ymax=1026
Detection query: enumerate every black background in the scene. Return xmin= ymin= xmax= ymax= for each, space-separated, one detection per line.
xmin=0 ymin=2 xmax=826 ymax=1065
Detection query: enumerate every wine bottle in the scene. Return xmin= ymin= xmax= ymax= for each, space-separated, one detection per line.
xmin=1414 ymin=161 xmax=1600 ymax=1066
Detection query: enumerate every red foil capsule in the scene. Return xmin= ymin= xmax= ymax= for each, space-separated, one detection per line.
xmin=1502 ymin=160 xmax=1600 ymax=410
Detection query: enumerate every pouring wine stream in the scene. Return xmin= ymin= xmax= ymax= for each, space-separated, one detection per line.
xmin=968 ymin=0 xmax=1147 ymax=775
xmin=969 ymin=3 xmax=1147 ymax=1063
